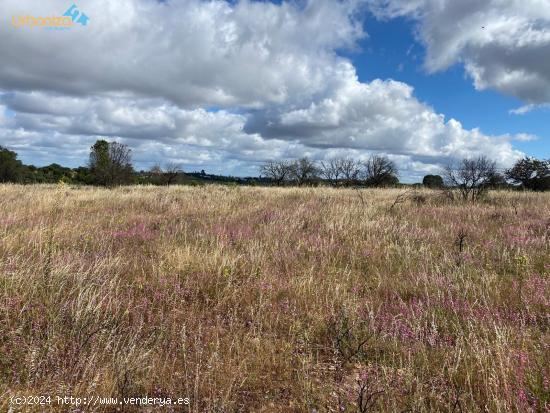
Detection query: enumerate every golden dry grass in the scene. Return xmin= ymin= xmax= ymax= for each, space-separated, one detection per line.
xmin=0 ymin=184 xmax=549 ymax=412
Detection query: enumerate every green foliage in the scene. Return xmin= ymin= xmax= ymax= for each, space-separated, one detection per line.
xmin=365 ymin=173 xmax=399 ymax=187
xmin=19 ymin=164 xmax=92 ymax=184
xmin=89 ymin=140 xmax=111 ymax=186
xmin=89 ymin=140 xmax=135 ymax=186
xmin=486 ymin=172 xmax=509 ymax=189
xmin=422 ymin=174 xmax=444 ymax=189
xmin=0 ymin=146 xmax=24 ymax=183
xmin=0 ymin=144 xmax=114 ymax=185
xmin=36 ymin=163 xmax=73 ymax=183
xmin=506 ymin=157 xmax=550 ymax=191
xmin=73 ymin=166 xmax=94 ymax=184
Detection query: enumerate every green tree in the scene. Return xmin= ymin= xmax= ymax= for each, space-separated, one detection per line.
xmin=21 ymin=164 xmax=44 ymax=183
xmin=505 ymin=157 xmax=550 ymax=191
xmin=89 ymin=140 xmax=110 ymax=185
xmin=486 ymin=172 xmax=508 ymax=189
xmin=73 ymin=166 xmax=93 ymax=184
xmin=89 ymin=140 xmax=134 ymax=186
xmin=0 ymin=146 xmax=24 ymax=183
xmin=39 ymin=163 xmax=74 ymax=183
xmin=422 ymin=174 xmax=444 ymax=189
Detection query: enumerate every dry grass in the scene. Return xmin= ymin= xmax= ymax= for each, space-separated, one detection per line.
xmin=0 ymin=184 xmax=549 ymax=412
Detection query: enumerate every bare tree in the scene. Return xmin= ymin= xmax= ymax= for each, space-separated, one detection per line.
xmin=339 ymin=158 xmax=362 ymax=186
xmin=260 ymin=160 xmax=292 ymax=186
xmin=109 ymin=142 xmax=134 ymax=186
xmin=445 ymin=156 xmax=497 ymax=202
xmin=289 ymin=157 xmax=319 ymax=186
xmin=164 ymin=162 xmax=182 ymax=185
xmin=149 ymin=163 xmax=162 ymax=175
xmin=320 ymin=159 xmax=343 ymax=186
xmin=321 ymin=157 xmax=362 ymax=187
xmin=362 ymin=155 xmax=398 ymax=187
xmin=149 ymin=163 xmax=163 ymax=185
xmin=149 ymin=162 xmax=183 ymax=185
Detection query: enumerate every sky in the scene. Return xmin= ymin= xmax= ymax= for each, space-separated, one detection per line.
xmin=0 ymin=0 xmax=548 ymax=182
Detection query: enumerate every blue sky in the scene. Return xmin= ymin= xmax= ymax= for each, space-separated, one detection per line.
xmin=0 ymin=0 xmax=548 ymax=181
xmin=349 ymin=14 xmax=548 ymax=158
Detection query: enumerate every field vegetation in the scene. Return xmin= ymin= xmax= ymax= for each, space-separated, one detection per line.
xmin=0 ymin=185 xmax=549 ymax=412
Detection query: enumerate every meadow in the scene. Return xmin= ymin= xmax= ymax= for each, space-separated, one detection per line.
xmin=0 ymin=184 xmax=548 ymax=412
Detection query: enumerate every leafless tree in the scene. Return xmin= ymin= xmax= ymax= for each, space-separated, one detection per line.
xmin=149 ymin=162 xmax=183 ymax=185
xmin=107 ymin=142 xmax=134 ymax=186
xmin=260 ymin=160 xmax=292 ymax=186
xmin=362 ymin=155 xmax=398 ymax=187
xmin=289 ymin=157 xmax=319 ymax=186
xmin=320 ymin=159 xmax=343 ymax=186
xmin=444 ymin=156 xmax=497 ymax=202
xmin=148 ymin=163 xmax=163 ymax=185
xmin=339 ymin=158 xmax=362 ymax=186
xmin=321 ymin=157 xmax=362 ymax=187
xmin=164 ymin=162 xmax=182 ymax=185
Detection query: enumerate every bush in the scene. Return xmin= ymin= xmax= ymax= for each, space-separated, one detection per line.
xmin=422 ymin=175 xmax=443 ymax=189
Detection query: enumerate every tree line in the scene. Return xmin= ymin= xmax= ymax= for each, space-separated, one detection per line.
xmin=0 ymin=140 xmax=135 ymax=186
xmin=1 ymin=140 xmax=548 ymax=193
xmin=260 ymin=154 xmax=549 ymax=193
xmin=260 ymin=155 xmax=399 ymax=187
xmin=0 ymin=140 xmax=178 ymax=186
xmin=443 ymin=156 xmax=550 ymax=200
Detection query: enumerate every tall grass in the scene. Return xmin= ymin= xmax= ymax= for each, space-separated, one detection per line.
xmin=0 ymin=185 xmax=548 ymax=412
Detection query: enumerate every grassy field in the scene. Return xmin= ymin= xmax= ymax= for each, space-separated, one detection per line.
xmin=0 ymin=185 xmax=548 ymax=412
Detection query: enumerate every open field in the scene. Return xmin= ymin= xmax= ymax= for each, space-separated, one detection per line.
xmin=0 ymin=185 xmax=549 ymax=412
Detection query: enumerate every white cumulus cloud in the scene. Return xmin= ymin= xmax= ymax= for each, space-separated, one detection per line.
xmin=367 ymin=0 xmax=550 ymax=104
xmin=0 ymin=0 xmax=533 ymax=179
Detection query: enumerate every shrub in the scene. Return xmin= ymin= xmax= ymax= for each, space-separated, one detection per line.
xmin=422 ymin=174 xmax=443 ymax=189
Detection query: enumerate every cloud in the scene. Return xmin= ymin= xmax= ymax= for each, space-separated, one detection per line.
xmin=367 ymin=0 xmax=550 ymax=104
xmin=2 ymin=79 xmax=524 ymax=178
xmin=0 ymin=0 xmax=364 ymax=108
xmin=0 ymin=105 xmax=6 ymax=127
xmin=511 ymin=133 xmax=538 ymax=142
xmin=0 ymin=0 xmax=531 ymax=180
xmin=0 ymin=91 xmax=314 ymax=174
xmin=245 ymin=76 xmax=524 ymax=166
xmin=509 ymin=103 xmax=550 ymax=115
